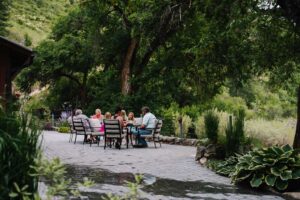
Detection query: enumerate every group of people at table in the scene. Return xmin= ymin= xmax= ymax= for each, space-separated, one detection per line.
xmin=67 ymin=106 xmax=157 ymax=148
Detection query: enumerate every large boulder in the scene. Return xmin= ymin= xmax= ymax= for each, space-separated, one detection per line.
xmin=199 ymin=157 xmax=207 ymax=165
xmin=182 ymin=139 xmax=197 ymax=146
xmin=195 ymin=146 xmax=206 ymax=161
xmin=165 ymin=136 xmax=176 ymax=144
xmin=175 ymin=138 xmax=184 ymax=144
xmin=205 ymin=144 xmax=217 ymax=158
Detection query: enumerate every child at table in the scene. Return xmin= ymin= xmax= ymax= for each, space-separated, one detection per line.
xmin=127 ymin=112 xmax=135 ymax=124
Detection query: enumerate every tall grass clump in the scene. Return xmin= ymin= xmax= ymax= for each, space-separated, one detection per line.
xmin=195 ymin=110 xmax=231 ymax=138
xmin=174 ymin=114 xmax=192 ymax=137
xmin=225 ymin=109 xmax=245 ymax=156
xmin=245 ymin=118 xmax=295 ymax=146
xmin=0 ymin=109 xmax=41 ymax=199
xmin=204 ymin=110 xmax=219 ymax=143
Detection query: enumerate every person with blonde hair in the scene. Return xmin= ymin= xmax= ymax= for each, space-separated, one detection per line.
xmin=127 ymin=112 xmax=135 ymax=124
xmin=92 ymin=108 xmax=102 ymax=120
xmin=121 ymin=110 xmax=128 ymax=122
xmin=104 ymin=112 xmax=112 ymax=119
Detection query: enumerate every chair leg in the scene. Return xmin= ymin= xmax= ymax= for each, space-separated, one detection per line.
xmin=74 ymin=134 xmax=77 ymax=144
xmin=97 ymin=136 xmax=100 ymax=146
xmin=126 ymin=135 xmax=129 ymax=149
xmin=90 ymin=135 xmax=92 ymax=147
xmin=69 ymin=133 xmax=72 ymax=142
xmin=104 ymin=136 xmax=106 ymax=149
xmin=159 ymin=138 xmax=162 ymax=147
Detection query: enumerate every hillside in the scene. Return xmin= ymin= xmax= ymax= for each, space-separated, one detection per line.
xmin=7 ymin=0 xmax=72 ymax=46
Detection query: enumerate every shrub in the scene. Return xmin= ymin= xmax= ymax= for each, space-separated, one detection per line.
xmin=225 ymin=109 xmax=245 ymax=156
xmin=204 ymin=110 xmax=219 ymax=143
xmin=174 ymin=114 xmax=192 ymax=137
xmin=30 ymin=158 xmax=94 ymax=199
xmin=195 ymin=110 xmax=230 ymax=138
xmin=234 ymin=108 xmax=245 ymax=148
xmin=194 ymin=115 xmax=205 ymax=138
xmin=213 ymin=156 xmax=239 ymax=176
xmin=187 ymin=124 xmax=197 ymax=139
xmin=212 ymin=88 xmax=248 ymax=114
xmin=225 ymin=115 xmax=235 ymax=156
xmin=0 ymin=111 xmax=41 ymax=198
xmin=58 ymin=127 xmax=70 ymax=133
xmin=160 ymin=114 xmax=175 ymax=136
xmin=231 ymin=145 xmax=300 ymax=191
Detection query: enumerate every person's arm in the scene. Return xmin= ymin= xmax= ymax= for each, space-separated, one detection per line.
xmin=117 ymin=116 xmax=123 ymax=127
xmin=140 ymin=115 xmax=149 ymax=129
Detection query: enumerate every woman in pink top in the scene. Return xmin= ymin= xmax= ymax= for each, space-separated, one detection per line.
xmin=92 ymin=108 xmax=103 ymax=120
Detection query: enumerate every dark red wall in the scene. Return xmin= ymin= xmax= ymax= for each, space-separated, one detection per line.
xmin=0 ymin=49 xmax=11 ymax=104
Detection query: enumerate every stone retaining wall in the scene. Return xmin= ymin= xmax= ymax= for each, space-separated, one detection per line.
xmin=148 ymin=136 xmax=199 ymax=146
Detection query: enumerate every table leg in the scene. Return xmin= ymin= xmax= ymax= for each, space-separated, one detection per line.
xmin=126 ymin=133 xmax=129 ymax=148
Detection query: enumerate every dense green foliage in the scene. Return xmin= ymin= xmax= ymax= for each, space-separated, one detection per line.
xmin=0 ymin=110 xmax=41 ymax=199
xmin=13 ymin=1 xmax=282 ymax=111
xmin=204 ymin=110 xmax=219 ymax=143
xmin=9 ymin=0 xmax=300 ymax=149
xmin=211 ymin=145 xmax=300 ymax=191
xmin=225 ymin=109 xmax=246 ymax=156
xmin=13 ymin=0 xmax=299 ymax=120
xmin=231 ymin=145 xmax=300 ymax=191
xmin=211 ymin=156 xmax=239 ymax=177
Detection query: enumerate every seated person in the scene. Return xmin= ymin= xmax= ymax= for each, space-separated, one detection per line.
xmin=104 ymin=112 xmax=112 ymax=119
xmin=131 ymin=106 xmax=156 ymax=147
xmin=68 ymin=109 xmax=90 ymax=141
xmin=68 ymin=109 xmax=89 ymax=123
xmin=127 ymin=112 xmax=135 ymax=124
xmin=113 ymin=107 xmax=124 ymax=148
xmin=121 ymin=110 xmax=128 ymax=121
xmin=114 ymin=107 xmax=124 ymax=125
xmin=92 ymin=108 xmax=103 ymax=120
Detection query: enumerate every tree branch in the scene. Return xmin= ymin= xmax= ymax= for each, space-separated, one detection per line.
xmin=136 ymin=2 xmax=191 ymax=74
xmin=112 ymin=4 xmax=132 ymax=29
xmin=57 ymin=72 xmax=82 ymax=86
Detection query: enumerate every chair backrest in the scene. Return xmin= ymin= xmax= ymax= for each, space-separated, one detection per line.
xmin=103 ymin=119 xmax=122 ymax=137
xmin=154 ymin=119 xmax=163 ymax=135
xmin=88 ymin=118 xmax=101 ymax=132
xmin=72 ymin=119 xmax=86 ymax=134
xmin=68 ymin=119 xmax=74 ymax=130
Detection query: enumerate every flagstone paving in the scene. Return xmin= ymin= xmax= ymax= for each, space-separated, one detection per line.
xmin=42 ymin=131 xmax=286 ymax=200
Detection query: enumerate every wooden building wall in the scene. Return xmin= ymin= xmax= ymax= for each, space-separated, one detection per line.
xmin=0 ymin=48 xmax=10 ymax=102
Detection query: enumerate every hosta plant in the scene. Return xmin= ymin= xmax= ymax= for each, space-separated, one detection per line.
xmin=231 ymin=144 xmax=300 ymax=191
xmin=214 ymin=156 xmax=238 ymax=176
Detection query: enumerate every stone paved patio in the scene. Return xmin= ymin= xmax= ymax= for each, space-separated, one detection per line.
xmin=42 ymin=131 xmax=285 ymax=200
xmin=43 ymin=131 xmax=229 ymax=184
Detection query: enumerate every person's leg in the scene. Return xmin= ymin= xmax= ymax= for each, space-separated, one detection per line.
xmin=131 ymin=129 xmax=140 ymax=144
xmin=136 ymin=129 xmax=151 ymax=146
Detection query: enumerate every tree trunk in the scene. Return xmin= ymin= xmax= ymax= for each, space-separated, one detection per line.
xmin=293 ymin=85 xmax=300 ymax=149
xmin=121 ymin=38 xmax=138 ymax=95
xmin=79 ymin=71 xmax=88 ymax=107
